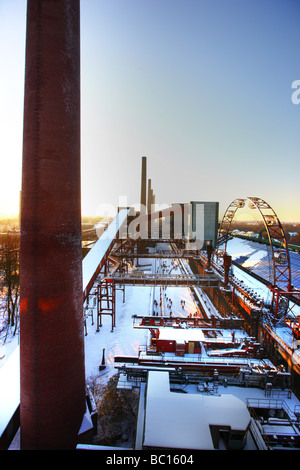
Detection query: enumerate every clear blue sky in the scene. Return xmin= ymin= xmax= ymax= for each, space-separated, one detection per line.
xmin=1 ymin=0 xmax=299 ymax=221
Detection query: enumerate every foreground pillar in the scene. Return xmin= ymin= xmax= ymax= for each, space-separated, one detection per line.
xmin=20 ymin=0 xmax=85 ymax=449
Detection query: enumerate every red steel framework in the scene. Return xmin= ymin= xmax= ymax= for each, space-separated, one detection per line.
xmin=96 ymin=274 xmax=125 ymax=332
xmin=97 ymin=279 xmax=116 ymax=332
xmin=217 ymin=197 xmax=292 ymax=323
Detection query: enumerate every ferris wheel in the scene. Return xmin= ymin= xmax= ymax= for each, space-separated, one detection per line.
xmin=217 ymin=197 xmax=292 ymax=324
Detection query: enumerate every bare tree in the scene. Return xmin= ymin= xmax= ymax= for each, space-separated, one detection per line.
xmin=0 ymin=230 xmax=20 ymax=341
xmin=87 ymin=374 xmax=139 ymax=446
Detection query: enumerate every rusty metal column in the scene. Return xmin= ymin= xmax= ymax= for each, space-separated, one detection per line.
xmin=20 ymin=0 xmax=85 ymax=449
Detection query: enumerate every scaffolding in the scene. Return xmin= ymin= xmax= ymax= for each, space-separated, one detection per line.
xmin=96 ymin=279 xmax=116 ymax=332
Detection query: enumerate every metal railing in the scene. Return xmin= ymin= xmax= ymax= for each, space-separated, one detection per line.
xmin=106 ymin=272 xmax=220 ymax=287
xmin=246 ymin=398 xmax=298 ymax=421
xmin=138 ymin=348 xmax=256 ymax=367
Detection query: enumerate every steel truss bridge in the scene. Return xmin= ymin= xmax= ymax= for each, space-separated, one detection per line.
xmin=111 ymin=252 xmax=197 ymax=259
xmin=82 ymin=199 xmax=299 ymax=330
xmin=105 ymin=271 xmax=220 ymax=287
xmin=132 ymin=314 xmax=245 ymax=330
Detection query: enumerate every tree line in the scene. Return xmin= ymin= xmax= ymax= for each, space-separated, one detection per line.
xmin=0 ymin=231 xmax=20 ymax=342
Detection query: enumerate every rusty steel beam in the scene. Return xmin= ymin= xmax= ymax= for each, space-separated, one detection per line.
xmin=106 ymin=272 xmax=220 ymax=287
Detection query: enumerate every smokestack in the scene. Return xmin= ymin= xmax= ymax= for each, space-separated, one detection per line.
xmin=19 ymin=0 xmax=85 ymax=449
xmin=147 ymin=178 xmax=152 ymax=214
xmin=152 ymin=193 xmax=155 ymax=210
xmin=140 ymin=156 xmax=147 ymax=215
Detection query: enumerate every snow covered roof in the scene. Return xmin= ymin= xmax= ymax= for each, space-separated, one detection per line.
xmin=157 ymin=326 xmax=245 ymax=343
xmin=157 ymin=327 xmax=206 ymax=342
xmin=143 ymin=371 xmax=250 ymax=450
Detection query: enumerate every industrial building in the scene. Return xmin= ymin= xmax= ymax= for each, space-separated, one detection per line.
xmin=3 ymin=151 xmax=300 ymax=450
xmin=1 ymin=0 xmax=300 ymax=453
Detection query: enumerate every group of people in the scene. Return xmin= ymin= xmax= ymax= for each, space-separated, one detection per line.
xmin=151 ymin=257 xmax=198 ymax=318
xmin=152 ymin=286 xmax=175 ymax=317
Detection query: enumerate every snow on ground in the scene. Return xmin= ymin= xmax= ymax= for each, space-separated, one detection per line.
xmin=218 ymin=236 xmax=299 ymax=307
xmin=218 ymin=237 xmax=300 ymax=351
xmin=0 ymin=331 xmax=19 ymax=368
xmin=1 ymin=237 xmax=299 ymax=377
xmin=83 ymin=238 xmax=300 ymax=378
xmin=231 ymin=262 xmax=272 ymax=302
xmin=2 ymin=236 xmax=300 ymax=434
xmin=0 ymin=250 xmax=202 ymax=447
xmin=152 ymin=284 xmax=198 ymax=318
xmin=84 ymin=286 xmax=151 ymax=381
xmin=84 ymin=253 xmax=199 ymax=382
xmin=0 ymin=248 xmax=197 ymax=383
xmin=242 ymin=250 xmax=268 ymax=269
xmin=222 ymin=237 xmax=266 ymax=259
xmin=223 ymin=240 xmax=267 ymax=269
xmin=223 ymin=236 xmax=300 ymax=288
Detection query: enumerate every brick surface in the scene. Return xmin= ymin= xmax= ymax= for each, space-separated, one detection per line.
xmin=20 ymin=0 xmax=85 ymax=450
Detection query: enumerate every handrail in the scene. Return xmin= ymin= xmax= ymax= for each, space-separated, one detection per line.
xmin=246 ymin=398 xmax=298 ymax=421
xmin=105 ymin=271 xmax=220 ymax=287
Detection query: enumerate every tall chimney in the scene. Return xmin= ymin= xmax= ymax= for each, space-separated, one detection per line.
xmin=152 ymin=193 xmax=155 ymax=209
xmin=147 ymin=178 xmax=152 ymax=214
xmin=140 ymin=156 xmax=147 ymax=215
xmin=19 ymin=0 xmax=85 ymax=449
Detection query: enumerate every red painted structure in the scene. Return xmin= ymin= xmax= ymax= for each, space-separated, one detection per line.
xmin=155 ymin=338 xmax=202 ymax=355
xmin=217 ymin=197 xmax=292 ymax=319
xmin=19 ymin=0 xmax=85 ymax=449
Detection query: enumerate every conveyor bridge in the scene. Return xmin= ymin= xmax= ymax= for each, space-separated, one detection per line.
xmin=82 ymin=209 xmax=129 ymax=299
